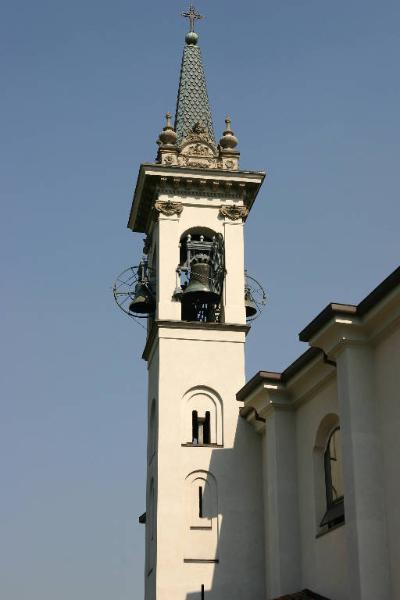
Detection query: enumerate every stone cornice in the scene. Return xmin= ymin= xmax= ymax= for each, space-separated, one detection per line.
xmin=128 ymin=163 xmax=265 ymax=233
xmin=299 ymin=266 xmax=400 ymax=349
xmin=142 ymin=320 xmax=250 ymax=362
xmin=237 ymin=348 xmax=323 ymax=402
xmin=302 ymin=289 xmax=400 ymax=358
xmin=238 ymin=348 xmax=337 ymax=432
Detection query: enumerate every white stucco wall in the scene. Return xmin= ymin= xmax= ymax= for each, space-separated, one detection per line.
xmin=147 ymin=330 xmax=265 ymax=600
xmin=145 ymin=346 xmax=159 ymax=600
xmin=241 ymin=277 xmax=400 ymax=600
xmin=143 ymin=178 xmax=265 ymax=600
xmin=374 ymin=325 xmax=400 ymax=599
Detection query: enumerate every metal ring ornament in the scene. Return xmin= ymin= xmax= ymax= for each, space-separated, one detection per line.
xmin=113 ymin=265 xmax=155 ymax=320
xmin=245 ymin=272 xmax=267 ymax=322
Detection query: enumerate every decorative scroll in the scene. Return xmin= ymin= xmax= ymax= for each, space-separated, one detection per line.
xmin=219 ymin=205 xmax=249 ymax=221
xmin=154 ymin=200 xmax=183 ymax=217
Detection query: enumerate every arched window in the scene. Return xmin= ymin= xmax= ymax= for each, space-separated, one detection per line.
xmin=181 ymin=386 xmax=223 ymax=447
xmin=320 ymin=427 xmax=345 ymax=528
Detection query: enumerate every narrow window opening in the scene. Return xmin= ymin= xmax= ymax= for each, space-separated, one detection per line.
xmin=198 ymin=486 xmax=203 ymax=518
xmin=204 ymin=411 xmax=210 ymax=444
xmin=192 ymin=411 xmax=199 ymax=444
xmin=320 ymin=426 xmax=345 ymax=529
xmin=201 ymin=584 xmax=205 ymax=599
xmin=192 ymin=411 xmax=211 ymax=445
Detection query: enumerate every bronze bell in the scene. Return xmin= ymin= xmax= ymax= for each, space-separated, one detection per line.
xmin=129 ymin=283 xmax=155 ymax=315
xmin=182 ymin=260 xmax=220 ymax=304
xmin=245 ymin=288 xmax=258 ymax=318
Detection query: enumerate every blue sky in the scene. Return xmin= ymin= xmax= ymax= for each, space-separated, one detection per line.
xmin=1 ymin=1 xmax=399 ymax=598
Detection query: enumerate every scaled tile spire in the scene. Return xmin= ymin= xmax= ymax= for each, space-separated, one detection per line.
xmin=174 ymin=26 xmax=216 ymax=146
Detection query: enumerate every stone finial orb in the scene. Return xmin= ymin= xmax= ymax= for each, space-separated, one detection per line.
xmin=185 ymin=31 xmax=199 ymax=45
xmin=219 ymin=116 xmax=238 ymax=150
xmin=158 ymin=112 xmax=177 ymax=146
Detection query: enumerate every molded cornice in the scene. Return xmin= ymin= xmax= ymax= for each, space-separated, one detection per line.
xmin=142 ymin=320 xmax=250 ymax=362
xmin=128 ymin=163 xmax=265 ymax=233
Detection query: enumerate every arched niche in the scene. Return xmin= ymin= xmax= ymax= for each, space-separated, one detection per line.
xmin=184 ymin=470 xmax=219 ymax=561
xmin=181 ymin=386 xmax=223 ymax=446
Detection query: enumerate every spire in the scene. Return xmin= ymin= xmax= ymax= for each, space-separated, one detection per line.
xmin=174 ymin=7 xmax=215 ymax=146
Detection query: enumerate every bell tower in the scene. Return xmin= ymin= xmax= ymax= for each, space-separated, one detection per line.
xmin=127 ymin=10 xmax=266 ymax=600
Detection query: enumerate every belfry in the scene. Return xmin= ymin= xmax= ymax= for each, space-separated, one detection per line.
xmin=124 ymin=7 xmax=266 ymax=600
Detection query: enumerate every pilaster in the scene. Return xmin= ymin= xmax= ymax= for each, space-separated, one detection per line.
xmin=240 ymin=386 xmax=301 ymax=598
xmin=222 ymin=219 xmax=246 ymax=324
xmin=155 ymin=216 xmax=181 ymax=321
xmin=335 ymin=343 xmax=392 ymax=600
xmin=263 ymin=400 xmax=301 ymax=598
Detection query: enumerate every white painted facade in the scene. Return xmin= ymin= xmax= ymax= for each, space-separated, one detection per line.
xmin=133 ymin=170 xmax=266 ymax=600
xmin=240 ymin=270 xmax=400 ymax=599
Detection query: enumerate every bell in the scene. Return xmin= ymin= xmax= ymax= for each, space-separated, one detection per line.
xmin=245 ymin=288 xmax=258 ymax=318
xmin=129 ymin=283 xmax=155 ymax=315
xmin=182 ymin=260 xmax=220 ymax=304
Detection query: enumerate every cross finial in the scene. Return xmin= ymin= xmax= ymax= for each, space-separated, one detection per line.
xmin=181 ymin=4 xmax=204 ymax=33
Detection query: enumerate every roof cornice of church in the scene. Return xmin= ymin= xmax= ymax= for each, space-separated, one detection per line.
xmin=299 ymin=265 xmax=400 ymax=342
xmin=238 ymin=265 xmax=400 ymax=403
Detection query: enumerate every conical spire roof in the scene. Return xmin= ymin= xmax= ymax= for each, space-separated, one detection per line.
xmin=174 ymin=33 xmax=215 ymax=146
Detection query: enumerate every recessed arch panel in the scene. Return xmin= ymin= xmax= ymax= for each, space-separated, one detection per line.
xmin=181 ymin=386 xmax=223 ymax=446
xmin=184 ymin=470 xmax=219 ymax=561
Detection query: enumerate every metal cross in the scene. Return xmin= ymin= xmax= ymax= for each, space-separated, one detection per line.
xmin=181 ymin=4 xmax=204 ymax=32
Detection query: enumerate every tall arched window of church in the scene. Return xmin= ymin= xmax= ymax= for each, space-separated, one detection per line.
xmin=321 ymin=427 xmax=345 ymax=528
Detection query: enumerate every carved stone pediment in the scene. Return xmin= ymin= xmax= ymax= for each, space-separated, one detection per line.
xmin=156 ymin=121 xmax=240 ymax=171
xmin=154 ymin=200 xmax=183 ymax=217
xmin=181 ymin=142 xmax=215 ymax=158
xmin=178 ymin=155 xmax=221 ymax=169
xmin=219 ymin=205 xmax=249 ymax=221
xmin=176 ymin=122 xmax=221 ymax=170
xmin=179 ymin=140 xmax=217 ymax=169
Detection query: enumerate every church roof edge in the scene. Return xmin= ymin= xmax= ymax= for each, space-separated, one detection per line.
xmin=299 ymin=265 xmax=400 ymax=342
xmin=238 ymin=265 xmax=400 ymax=402
xmin=236 ymin=347 xmax=323 ymax=402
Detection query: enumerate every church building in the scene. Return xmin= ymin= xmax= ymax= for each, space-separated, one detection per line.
xmin=120 ymin=7 xmax=400 ymax=600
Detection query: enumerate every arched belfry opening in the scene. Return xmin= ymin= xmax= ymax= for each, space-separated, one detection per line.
xmin=176 ymin=228 xmax=225 ymax=323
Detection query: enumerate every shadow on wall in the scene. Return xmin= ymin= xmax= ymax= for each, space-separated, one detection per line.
xmin=184 ymin=415 xmax=265 ymax=600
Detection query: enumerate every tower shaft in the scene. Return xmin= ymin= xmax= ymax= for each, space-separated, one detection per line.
xmin=127 ymin=22 xmax=266 ymax=600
